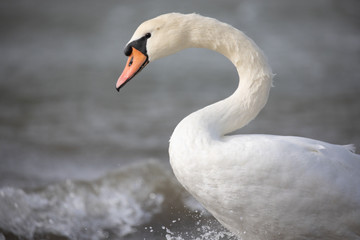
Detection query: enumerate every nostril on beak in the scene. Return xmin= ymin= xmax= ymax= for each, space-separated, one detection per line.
xmin=128 ymin=56 xmax=134 ymax=67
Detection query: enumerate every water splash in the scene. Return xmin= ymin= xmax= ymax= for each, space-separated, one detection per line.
xmin=163 ymin=215 xmax=239 ymax=240
xmin=143 ymin=205 xmax=239 ymax=240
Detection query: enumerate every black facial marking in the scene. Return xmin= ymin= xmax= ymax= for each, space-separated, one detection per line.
xmin=124 ymin=33 xmax=151 ymax=57
xmin=124 ymin=45 xmax=132 ymax=56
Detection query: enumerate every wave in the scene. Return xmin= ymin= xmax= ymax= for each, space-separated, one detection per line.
xmin=0 ymin=160 xmax=237 ymax=240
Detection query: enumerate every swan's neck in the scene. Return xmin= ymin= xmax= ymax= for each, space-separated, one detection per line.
xmin=171 ymin=15 xmax=273 ymax=140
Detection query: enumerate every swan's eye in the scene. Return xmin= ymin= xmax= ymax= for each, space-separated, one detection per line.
xmin=145 ymin=33 xmax=151 ymax=38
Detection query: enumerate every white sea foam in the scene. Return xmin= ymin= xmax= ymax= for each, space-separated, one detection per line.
xmin=0 ymin=160 xmax=240 ymax=240
xmin=0 ymin=160 xmax=182 ymax=239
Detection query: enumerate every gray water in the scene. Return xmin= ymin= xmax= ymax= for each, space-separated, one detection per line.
xmin=0 ymin=0 xmax=359 ymax=239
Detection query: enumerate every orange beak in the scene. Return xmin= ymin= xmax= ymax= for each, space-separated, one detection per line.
xmin=116 ymin=47 xmax=149 ymax=91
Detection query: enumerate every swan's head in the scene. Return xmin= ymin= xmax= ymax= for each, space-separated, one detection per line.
xmin=116 ymin=13 xmax=192 ymax=91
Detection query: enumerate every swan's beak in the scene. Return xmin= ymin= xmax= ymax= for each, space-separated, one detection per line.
xmin=116 ymin=47 xmax=149 ymax=91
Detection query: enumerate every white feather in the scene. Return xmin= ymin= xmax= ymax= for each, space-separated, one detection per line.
xmin=128 ymin=13 xmax=360 ymax=240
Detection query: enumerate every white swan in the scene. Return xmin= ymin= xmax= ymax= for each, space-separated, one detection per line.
xmin=116 ymin=13 xmax=360 ymax=239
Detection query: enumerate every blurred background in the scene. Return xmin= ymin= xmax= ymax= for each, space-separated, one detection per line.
xmin=0 ymin=0 xmax=359 ymax=239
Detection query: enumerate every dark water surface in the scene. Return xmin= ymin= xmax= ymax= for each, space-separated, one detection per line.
xmin=0 ymin=0 xmax=359 ymax=239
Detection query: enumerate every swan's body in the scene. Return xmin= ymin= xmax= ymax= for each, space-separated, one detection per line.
xmin=116 ymin=13 xmax=360 ymax=239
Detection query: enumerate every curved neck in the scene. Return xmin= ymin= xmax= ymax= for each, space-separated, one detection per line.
xmin=173 ymin=15 xmax=273 ymax=138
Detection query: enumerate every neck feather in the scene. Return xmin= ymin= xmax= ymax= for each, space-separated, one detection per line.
xmin=174 ymin=14 xmax=273 ymax=138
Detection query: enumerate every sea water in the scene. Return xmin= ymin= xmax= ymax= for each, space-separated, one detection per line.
xmin=0 ymin=161 xmax=237 ymax=239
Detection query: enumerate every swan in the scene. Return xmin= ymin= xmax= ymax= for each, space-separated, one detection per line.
xmin=115 ymin=13 xmax=360 ymax=239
